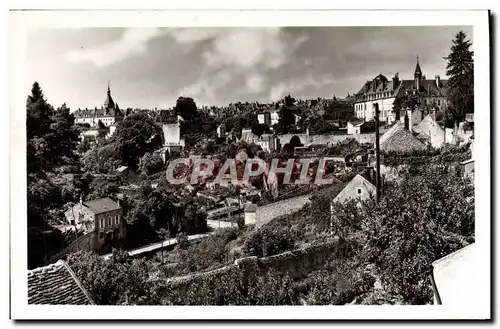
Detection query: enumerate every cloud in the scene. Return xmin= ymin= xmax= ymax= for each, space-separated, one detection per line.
xmin=167 ymin=28 xmax=227 ymax=44
xmin=64 ymin=28 xmax=165 ymax=67
xmin=269 ymin=75 xmax=336 ymax=101
xmin=245 ymin=74 xmax=266 ymax=93
xmin=172 ymin=28 xmax=308 ymax=103
xmin=202 ymin=29 xmax=308 ymax=70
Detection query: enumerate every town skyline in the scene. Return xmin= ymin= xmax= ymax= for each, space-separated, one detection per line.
xmin=26 ymin=26 xmax=472 ymax=110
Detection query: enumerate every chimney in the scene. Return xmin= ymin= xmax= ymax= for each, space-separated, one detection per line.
xmin=430 ymin=108 xmax=436 ymax=121
xmin=406 ymin=109 xmax=412 ymax=131
xmin=392 ymin=73 xmax=400 ymax=88
xmin=435 ymin=75 xmax=441 ymax=87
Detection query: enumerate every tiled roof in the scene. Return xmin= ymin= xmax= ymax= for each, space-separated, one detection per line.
xmin=380 ymin=127 xmax=426 ymax=153
xmin=83 ymin=197 xmax=121 ymax=214
xmin=379 ymin=121 xmax=403 ymax=146
xmin=28 ymin=260 xmax=94 ymax=305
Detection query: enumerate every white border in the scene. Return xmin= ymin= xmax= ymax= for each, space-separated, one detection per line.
xmin=9 ymin=10 xmax=490 ymax=320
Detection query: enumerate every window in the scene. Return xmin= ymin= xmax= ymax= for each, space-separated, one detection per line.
xmin=100 ymin=218 xmax=104 ymax=229
xmin=115 ymin=215 xmax=119 ymax=225
xmin=437 ymin=99 xmax=441 ymax=106
xmin=357 ymin=188 xmax=362 ymax=195
xmin=107 ymin=217 xmax=111 ymax=227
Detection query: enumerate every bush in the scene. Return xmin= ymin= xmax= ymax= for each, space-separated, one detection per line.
xmin=243 ymin=225 xmax=296 ymax=257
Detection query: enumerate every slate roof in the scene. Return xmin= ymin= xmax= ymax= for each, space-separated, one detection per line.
xmin=74 ymin=107 xmax=122 ymax=118
xmin=28 ymin=260 xmax=94 ymax=305
xmin=83 ymin=197 xmax=121 ymax=215
xmin=380 ymin=128 xmax=426 ymax=153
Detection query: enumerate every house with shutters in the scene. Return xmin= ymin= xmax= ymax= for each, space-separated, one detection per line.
xmin=64 ymin=197 xmax=125 ymax=252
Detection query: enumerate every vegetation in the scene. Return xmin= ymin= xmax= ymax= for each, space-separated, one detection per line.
xmin=444 ymin=30 xmax=474 ymax=123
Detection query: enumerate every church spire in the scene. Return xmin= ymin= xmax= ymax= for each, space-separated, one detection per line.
xmin=414 ymin=55 xmax=422 ymax=77
xmin=103 ymin=81 xmax=115 ymax=110
xmin=414 ymin=55 xmax=422 ymax=91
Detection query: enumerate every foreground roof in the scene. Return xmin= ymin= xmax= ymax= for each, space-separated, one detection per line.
xmin=432 ymin=243 xmax=477 ymax=306
xmin=28 ymin=260 xmax=94 ymax=305
xmin=83 ymin=197 xmax=121 ymax=214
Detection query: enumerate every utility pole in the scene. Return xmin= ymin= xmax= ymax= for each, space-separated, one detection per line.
xmin=374 ymin=103 xmax=381 ymax=203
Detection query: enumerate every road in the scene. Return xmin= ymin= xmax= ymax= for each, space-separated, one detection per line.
xmin=102 ymin=233 xmax=210 ymax=260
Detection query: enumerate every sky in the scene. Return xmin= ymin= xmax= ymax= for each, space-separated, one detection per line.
xmin=25 ymin=26 xmax=473 ymax=110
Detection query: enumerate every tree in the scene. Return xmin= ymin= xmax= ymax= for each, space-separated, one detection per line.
xmin=138 ymin=152 xmax=164 ymax=176
xmin=251 ymin=123 xmax=269 ymax=137
xmin=278 ymin=107 xmax=295 ymax=132
xmin=284 ymin=95 xmax=296 ymax=107
xmin=174 ymin=97 xmax=198 ymax=121
xmin=102 ymin=112 xmax=163 ymax=170
xmin=444 ymin=31 xmax=474 ymax=123
xmin=26 ymin=82 xmax=54 ymax=140
xmin=289 ymin=135 xmax=303 ymax=148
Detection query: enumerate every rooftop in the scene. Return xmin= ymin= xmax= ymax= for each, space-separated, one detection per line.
xmin=28 ymin=260 xmax=94 ymax=305
xmin=83 ymin=197 xmax=121 ymax=214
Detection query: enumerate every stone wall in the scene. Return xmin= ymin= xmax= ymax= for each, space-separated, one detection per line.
xmin=48 ymin=231 xmax=95 ymax=264
xmin=161 ymin=239 xmax=341 ymax=304
xmin=278 ymin=133 xmax=375 ymax=147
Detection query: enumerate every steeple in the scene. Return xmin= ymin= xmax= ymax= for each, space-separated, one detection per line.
xmin=414 ymin=55 xmax=422 ymax=91
xmin=414 ymin=55 xmax=423 ymax=77
xmin=103 ymin=81 xmax=115 ymax=110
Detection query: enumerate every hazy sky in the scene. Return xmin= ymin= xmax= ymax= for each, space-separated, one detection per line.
xmin=25 ymin=26 xmax=472 ymax=110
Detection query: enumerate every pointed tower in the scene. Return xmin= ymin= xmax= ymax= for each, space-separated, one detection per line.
xmin=414 ymin=56 xmax=423 ymax=91
xmin=103 ymin=81 xmax=116 ymax=112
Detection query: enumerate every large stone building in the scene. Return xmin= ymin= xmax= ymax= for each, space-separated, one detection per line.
xmin=354 ymin=58 xmax=448 ymax=124
xmin=74 ymin=83 xmax=124 ymax=127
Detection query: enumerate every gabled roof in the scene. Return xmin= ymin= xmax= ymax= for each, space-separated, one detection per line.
xmin=28 ymin=260 xmax=94 ymax=305
xmin=83 ymin=197 xmax=121 ymax=214
xmin=333 ymin=174 xmax=376 ymax=204
xmin=380 ymin=127 xmax=426 ymax=153
xmin=413 ymin=114 xmax=445 ymax=136
xmin=116 ymin=165 xmax=128 ymax=173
